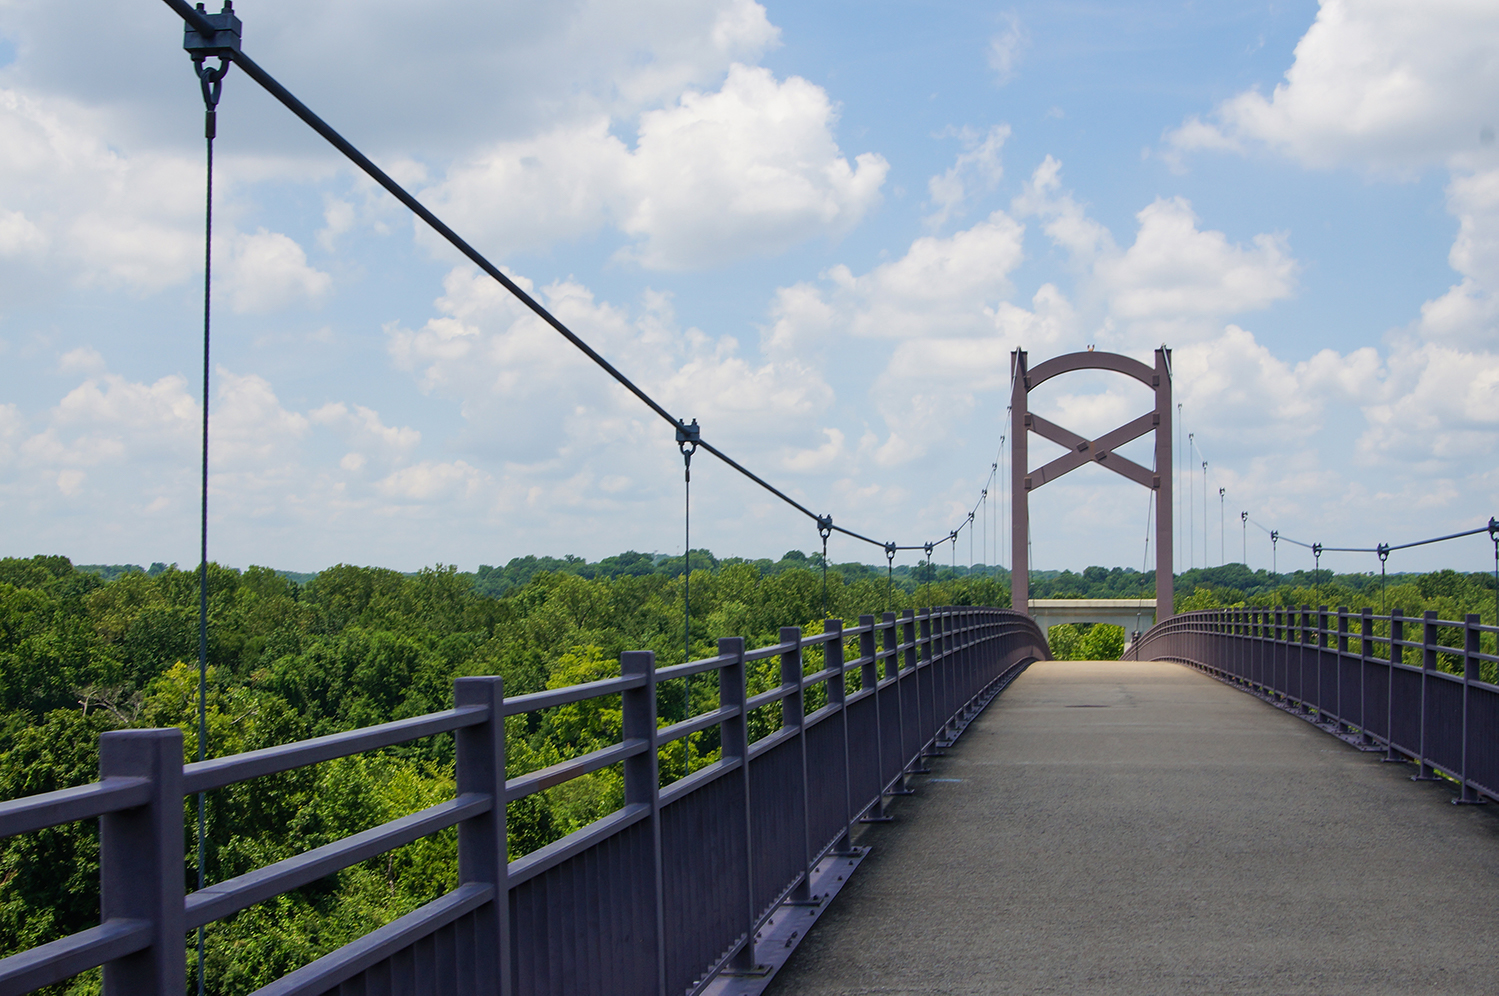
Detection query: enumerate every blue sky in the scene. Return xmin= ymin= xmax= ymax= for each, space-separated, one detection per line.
xmin=0 ymin=0 xmax=1495 ymax=576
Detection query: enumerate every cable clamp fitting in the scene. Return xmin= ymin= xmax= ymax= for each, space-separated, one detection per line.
xmin=183 ymin=1 xmax=241 ymax=59
xmin=884 ymin=542 xmax=896 ymax=563
xmin=816 ymin=514 xmax=833 ymax=542
xmin=1377 ymin=543 xmax=1390 ymax=564
xmin=1489 ymin=517 xmax=1498 ymax=542
xmin=923 ymin=543 xmax=933 ymax=558
xmin=676 ymin=418 xmax=699 ymax=481
xmin=185 ymin=2 xmax=238 ymax=138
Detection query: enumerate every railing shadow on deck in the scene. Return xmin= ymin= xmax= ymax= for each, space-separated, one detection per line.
xmin=0 ymin=606 xmax=1048 ymax=996
xmin=1126 ymin=606 xmax=1499 ymax=804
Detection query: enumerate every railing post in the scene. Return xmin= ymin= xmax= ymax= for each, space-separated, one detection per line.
xmin=1385 ymin=609 xmax=1406 ymax=763
xmin=780 ymin=627 xmax=816 ymax=903
xmin=1360 ymin=608 xmax=1374 ymax=744
xmin=1249 ymin=608 xmax=1257 ymax=684
xmin=858 ymin=615 xmax=890 ymax=823
xmin=620 ymin=649 xmax=665 ymax=995
xmin=1231 ymin=609 xmax=1240 ymax=681
xmin=1298 ymin=605 xmax=1310 ymax=713
xmin=1335 ymin=608 xmax=1348 ymax=733
xmin=924 ymin=610 xmax=946 ymax=757
xmin=1243 ymin=608 xmax=1251 ymax=684
xmin=1273 ymin=608 xmax=1284 ymax=700
xmin=1414 ymin=610 xmax=1441 ymax=781
xmin=886 ymin=614 xmax=914 ymax=794
xmin=1249 ymin=609 xmax=1259 ymax=688
xmin=454 ymin=676 xmax=509 ymax=996
xmin=1457 ymin=615 xmax=1486 ymax=805
xmin=897 ymin=609 xmax=915 ymax=782
xmin=1259 ymin=608 xmax=1268 ymax=691
xmin=717 ymin=636 xmax=761 ymax=970
xmin=823 ymin=619 xmax=857 ymax=853
xmin=99 ymin=728 xmax=185 ymax=996
xmin=909 ymin=611 xmax=932 ymax=774
xmin=1317 ymin=606 xmax=1329 ymax=723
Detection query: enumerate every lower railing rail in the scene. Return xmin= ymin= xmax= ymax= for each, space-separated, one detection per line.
xmin=0 ymin=605 xmax=1048 ymax=996
xmin=1125 ymin=606 xmax=1499 ymax=803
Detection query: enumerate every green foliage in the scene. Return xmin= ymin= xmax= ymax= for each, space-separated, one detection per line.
xmin=1045 ymin=623 xmax=1125 ymax=661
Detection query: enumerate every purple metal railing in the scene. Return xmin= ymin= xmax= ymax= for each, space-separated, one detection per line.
xmin=1125 ymin=606 xmax=1499 ymax=802
xmin=0 ymin=605 xmax=1047 ymax=996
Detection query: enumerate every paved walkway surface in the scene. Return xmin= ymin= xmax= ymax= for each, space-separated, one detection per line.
xmin=766 ymin=660 xmax=1499 ymax=996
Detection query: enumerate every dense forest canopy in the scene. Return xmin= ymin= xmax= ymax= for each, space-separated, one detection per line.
xmin=1 ymin=551 xmax=1494 ymax=994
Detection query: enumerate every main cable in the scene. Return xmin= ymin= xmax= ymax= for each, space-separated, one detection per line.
xmin=160 ymin=0 xmax=1035 ymax=565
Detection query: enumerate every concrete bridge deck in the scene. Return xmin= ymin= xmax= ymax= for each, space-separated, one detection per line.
xmin=766 ymin=660 xmax=1499 ymax=995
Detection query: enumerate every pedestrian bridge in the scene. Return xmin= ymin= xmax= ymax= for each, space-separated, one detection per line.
xmin=7 ymin=6 xmax=1497 ymax=993
xmin=3 ymin=605 xmax=1496 ymax=996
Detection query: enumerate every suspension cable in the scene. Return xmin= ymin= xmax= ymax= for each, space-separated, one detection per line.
xmin=676 ymin=419 xmax=697 ymax=772
xmin=818 ymin=514 xmax=832 ymax=619
xmin=186 ymin=18 xmax=231 ymax=995
xmin=885 ymin=542 xmax=896 ymax=611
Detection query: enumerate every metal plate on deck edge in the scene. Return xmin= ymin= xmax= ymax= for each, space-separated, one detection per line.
xmin=702 ymin=846 xmax=870 ymax=996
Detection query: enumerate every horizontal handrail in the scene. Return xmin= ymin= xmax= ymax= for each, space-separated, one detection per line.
xmin=746 ymin=681 xmax=799 ymax=711
xmin=655 ymin=705 xmax=740 ymax=746
xmin=658 ymin=756 xmax=742 ymax=807
xmin=744 ymin=640 xmax=798 ymax=663
xmin=500 ymin=674 xmax=647 ymax=716
xmin=0 ymin=777 xmax=150 ymax=838
xmin=250 ymin=883 xmax=495 ymax=996
xmin=184 ymin=706 xmax=489 ymax=794
xmin=184 ymin=793 xmax=491 ymax=929
xmin=654 ymin=653 xmax=734 ymax=682
xmin=504 ymin=737 xmax=650 ymax=802
xmin=0 ymin=918 xmax=150 ymax=994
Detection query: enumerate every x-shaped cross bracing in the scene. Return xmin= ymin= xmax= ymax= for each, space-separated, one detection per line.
xmin=1024 ymin=411 xmax=1160 ymax=491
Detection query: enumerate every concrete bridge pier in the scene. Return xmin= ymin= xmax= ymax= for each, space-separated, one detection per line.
xmin=1027 ymin=598 xmax=1157 ymax=650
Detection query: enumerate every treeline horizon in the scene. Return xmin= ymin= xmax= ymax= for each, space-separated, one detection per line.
xmin=76 ymin=551 xmax=1491 ymax=609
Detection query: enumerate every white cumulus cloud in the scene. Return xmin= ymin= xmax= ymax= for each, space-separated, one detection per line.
xmin=423 ymin=65 xmax=887 ymax=270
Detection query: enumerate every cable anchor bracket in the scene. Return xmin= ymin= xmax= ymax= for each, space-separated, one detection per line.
xmin=676 ymin=418 xmax=699 ymax=481
xmin=184 ymin=2 xmax=239 ymax=136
